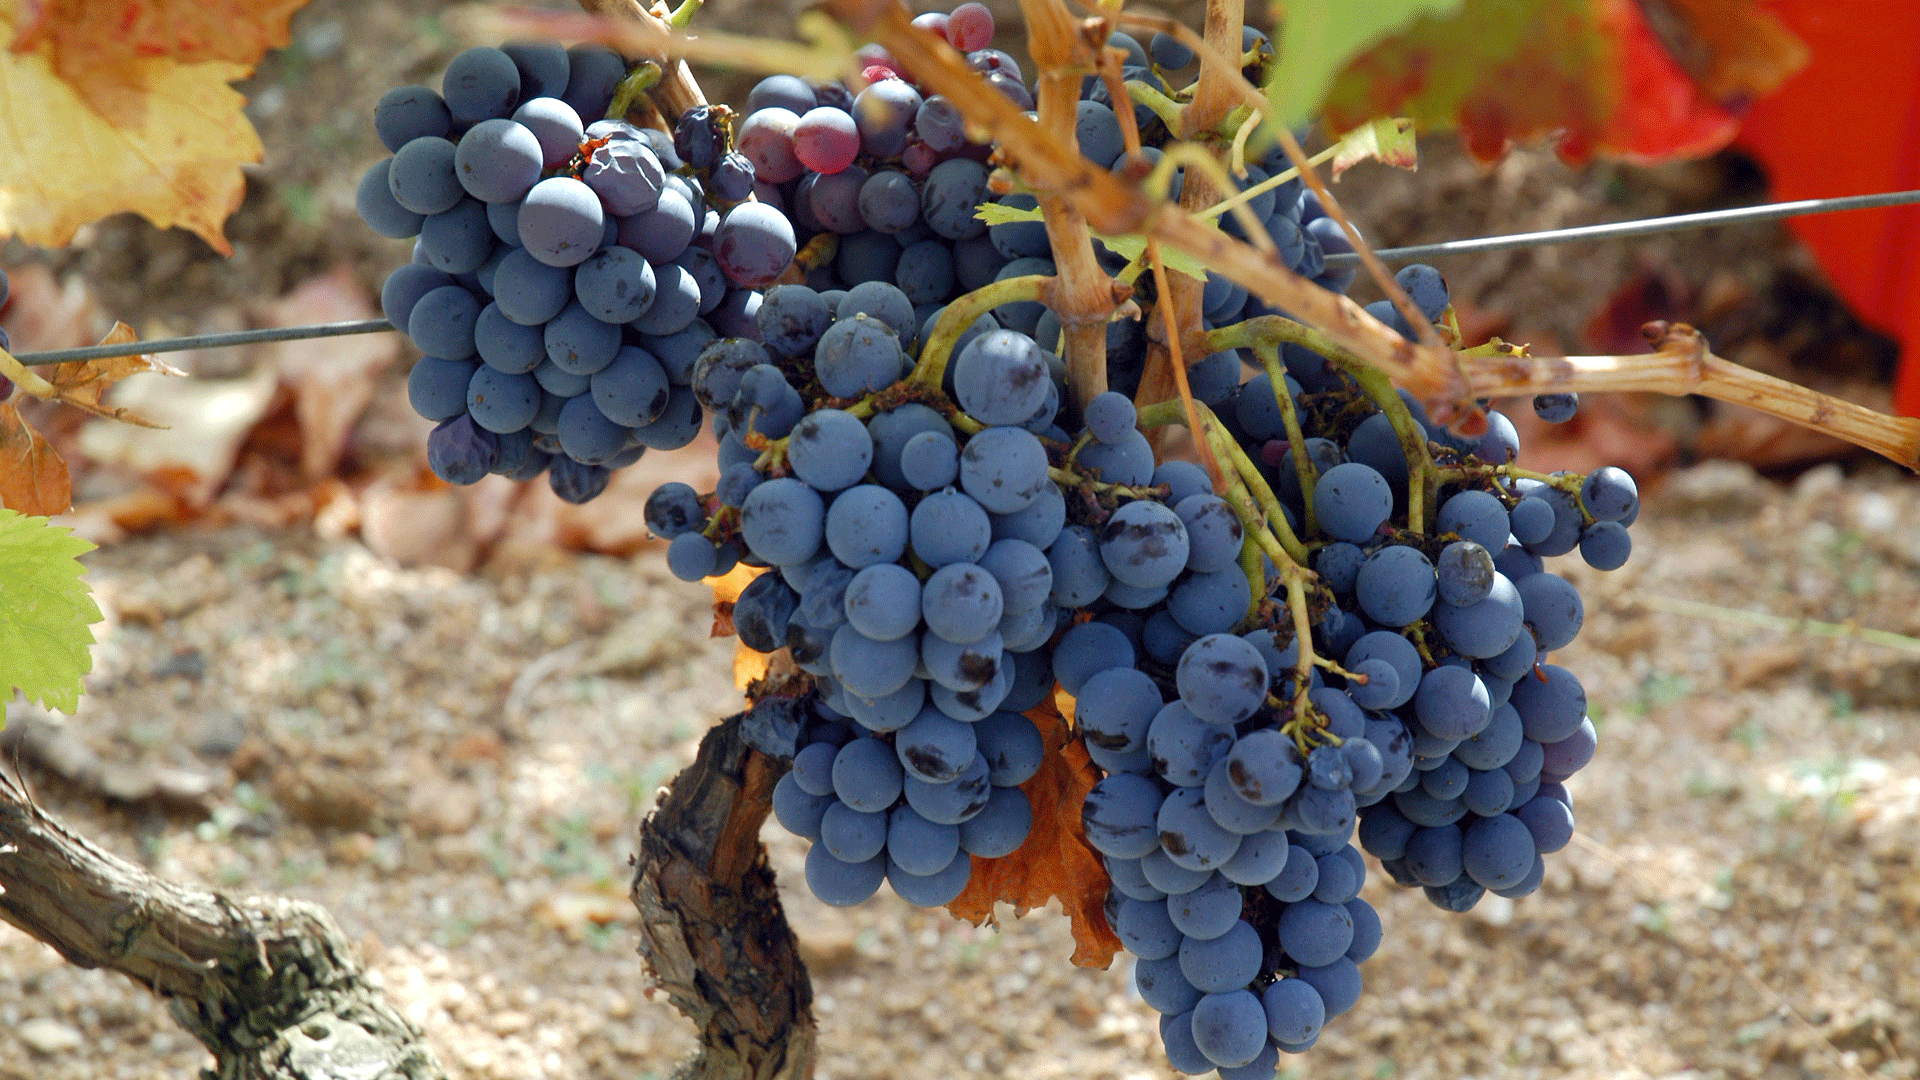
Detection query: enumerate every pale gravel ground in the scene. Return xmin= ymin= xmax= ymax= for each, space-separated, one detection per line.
xmin=2 ymin=460 xmax=1918 ymax=1080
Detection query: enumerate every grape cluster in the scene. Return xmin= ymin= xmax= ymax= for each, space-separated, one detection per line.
xmin=357 ymin=43 xmax=777 ymax=502
xmin=365 ymin=17 xmax=1644 ymax=1079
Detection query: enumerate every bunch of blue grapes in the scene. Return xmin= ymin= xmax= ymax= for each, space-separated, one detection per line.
xmin=495 ymin=15 xmax=1643 ymax=1077
xmin=357 ymin=42 xmax=786 ymax=502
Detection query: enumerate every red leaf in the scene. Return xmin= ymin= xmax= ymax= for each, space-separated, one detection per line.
xmin=1321 ymin=0 xmax=1801 ymax=165
xmin=945 ymin=700 xmax=1123 ymax=969
xmin=0 ymin=402 xmax=72 ymax=516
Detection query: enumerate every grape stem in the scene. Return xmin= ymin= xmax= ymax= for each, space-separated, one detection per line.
xmin=1142 ymin=143 xmax=1275 ymax=258
xmin=1045 ymin=466 xmax=1165 ymax=501
xmin=1462 ymin=321 xmax=1920 ymax=471
xmin=666 ymin=0 xmax=703 ymax=30
xmin=1252 ymin=345 xmax=1320 ymax=538
xmin=1145 ymin=239 xmax=1227 ymax=492
xmin=909 ymin=274 xmax=1052 ymax=391
xmin=1208 ymin=316 xmax=1435 ymax=533
xmin=1124 ymin=79 xmax=1184 ymax=131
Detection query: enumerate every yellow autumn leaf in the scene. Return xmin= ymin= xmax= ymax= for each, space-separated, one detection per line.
xmin=0 ymin=0 xmax=280 ymax=254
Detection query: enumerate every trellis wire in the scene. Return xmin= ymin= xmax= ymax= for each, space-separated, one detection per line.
xmin=1322 ymin=187 xmax=1920 ymax=265
xmin=9 ymin=189 xmax=1920 ymax=366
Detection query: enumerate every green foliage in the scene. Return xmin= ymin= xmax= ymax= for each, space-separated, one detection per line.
xmin=1264 ymin=0 xmax=1466 ymax=126
xmin=0 ymin=508 xmax=100 ymax=724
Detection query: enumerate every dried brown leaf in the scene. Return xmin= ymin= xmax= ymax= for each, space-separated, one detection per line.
xmin=37 ymin=323 xmax=185 ymax=427
xmin=0 ymin=401 xmax=71 ymax=515
xmin=946 ymin=700 xmax=1122 ymax=969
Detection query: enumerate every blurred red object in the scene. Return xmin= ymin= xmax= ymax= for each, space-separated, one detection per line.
xmin=1734 ymin=1 xmax=1920 ymax=417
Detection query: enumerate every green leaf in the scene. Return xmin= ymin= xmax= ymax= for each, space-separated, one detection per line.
xmin=1265 ymin=0 xmax=1465 ymax=126
xmin=975 ymin=200 xmax=1040 ymax=227
xmin=0 ymin=508 xmax=100 ymax=724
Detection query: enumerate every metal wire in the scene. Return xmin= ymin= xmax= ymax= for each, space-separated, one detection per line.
xmin=12 ymin=318 xmax=396 ymax=366
xmin=1320 ymin=187 xmax=1920 ymax=265
xmin=8 ymin=189 xmax=1920 ymax=365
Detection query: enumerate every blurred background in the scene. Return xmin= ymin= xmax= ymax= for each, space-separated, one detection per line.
xmin=1 ymin=1 xmax=1916 ymax=1078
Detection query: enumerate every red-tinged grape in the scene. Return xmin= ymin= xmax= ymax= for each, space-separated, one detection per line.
xmin=946 ymin=2 xmax=995 ymax=52
xmin=794 ymin=107 xmax=861 ymax=174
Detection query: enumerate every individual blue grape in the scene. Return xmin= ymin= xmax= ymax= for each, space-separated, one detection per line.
xmin=815 ymin=314 xmax=904 ymax=398
xmin=1222 ymin=729 xmax=1301 ymax=807
xmin=824 ymin=484 xmax=908 ymax=569
xmin=804 ymin=844 xmax=886 ymax=906
xmin=1461 ymin=812 xmax=1537 ymax=889
xmin=572 ymin=246 xmax=656 ymax=324
xmin=473 ymin=303 xmax=543 ymax=374
xmin=644 ymin=483 xmax=704 ymax=538
xmin=819 ymin=800 xmax=889 ymax=863
xmin=1112 ymin=894 xmax=1183 ymax=959
xmin=1052 ymin=620 xmax=1134 ymax=696
xmin=630 ymin=385 xmax=703 ymax=450
xmin=900 ymin=431 xmax=960 ymax=491
xmin=1078 ymin=428 xmax=1156 ymax=487
xmin=407 ymin=356 xmax=479 ymax=422
xmin=1432 ymin=572 xmax=1524 ymax=659
xmin=1580 ymin=465 xmax=1639 ymax=522
xmin=887 ymin=804 xmax=961 ymax=876
xmin=388 ymin=136 xmax=464 ymax=217
xmin=1579 ymin=520 xmax=1632 ymax=570
xmin=1176 ymin=634 xmax=1268 ymax=725
xmin=851 ymin=79 xmax=922 ymax=158
xmin=732 ymin=571 xmax=797 ymax=652
xmin=1354 ymin=545 xmax=1435 ymax=627
xmin=382 ymin=264 xmax=453 ymax=331
xmin=1080 ymin=390 xmax=1137 ymax=444
xmin=1099 ymin=501 xmax=1190 ymax=588
xmin=956 ymin=786 xmax=1030 ymax=857
xmin=965 ymin=711 xmax=1038 ymax=786
xmin=466 ymin=365 xmax=540 ymax=433
xmin=1147 ymin=701 xmax=1233 ymax=789
xmin=555 ymin=393 xmax=630 ymax=464
xmin=1436 ymin=540 xmax=1495 ymax=607
xmin=1395 ymin=263 xmax=1449 ymax=321
xmin=375 ymin=85 xmax=452 ymax=152
xmin=1179 ymin=919 xmax=1262 ymax=993
xmin=1515 ymin=480 xmax=1583 ymax=556
xmin=833 ymin=624 xmax=923 ymax=699
xmin=908 ymin=487 xmax=991 ymax=568
xmin=1174 ymin=495 xmax=1242 ymax=575
xmin=857 ymin=170 xmax=921 ymax=234
xmin=831 ymin=735 xmax=906 ymax=813
xmin=1415 ymin=665 xmax=1491 ymax=741
xmin=954 ymin=329 xmax=1051 ymax=426
xmin=1051 ymin=523 xmax=1118 ymax=607
xmin=974 ymin=538 xmax=1051 ymax=615
xmin=1167 ymin=569 xmax=1251 ymax=637
xmin=1533 ymin=393 xmax=1579 ymax=423
xmin=541 ymin=301 xmax=619 ymax=375
xmin=1312 ymin=463 xmax=1394 ymax=544
xmin=958 ymin=426 xmax=1049 ymax=514
xmin=902 ymin=751 xmax=992 ymax=824
xmin=772 ymin=772 xmax=831 ymax=840
xmin=786 ymin=409 xmax=873 ymax=491
xmin=488 ymin=247 xmax=570 ymax=325
xmin=1515 ymin=571 xmax=1584 ymax=651
xmin=1189 ymin=990 xmax=1268 ymax=1069
xmin=519 ymin=176 xmax=604 ymax=267
xmin=442 ymin=46 xmax=521 ymax=125
xmin=887 ymin=849 xmax=973 ymax=906
xmin=427 ymin=413 xmax=497 ymax=484
xmin=588 ymin=346 xmax=670 ymax=427
xmin=454 ymin=118 xmax=543 ymax=204
xmin=1437 ymin=489 xmax=1510 ymax=550
xmin=920 ymin=158 xmax=990 ymax=240
xmin=838 ymin=282 xmax=917 ymax=343
xmin=408 ymin=284 xmax=481 ymax=360
xmin=1073 ymin=667 xmax=1162 ymax=755
xmin=665 ymin=532 xmax=721 ymax=581
xmin=1083 ymin=773 xmax=1164 ymax=861
xmin=1157 ymin=785 xmax=1242 ymax=870
xmin=417 ymin=199 xmax=494 ymax=274
xmin=711 ymin=201 xmax=796 ymax=288
xmin=1508 ymin=496 xmax=1555 ymax=545
xmin=740 ymin=477 xmax=825 ymax=566
xmin=894 ymin=710 xmax=979 ymax=784
xmin=755 ymin=285 xmax=830 ymax=359
xmin=357 ymin=159 xmax=425 ymax=239
xmin=920 ymin=562 xmax=1003 ymax=644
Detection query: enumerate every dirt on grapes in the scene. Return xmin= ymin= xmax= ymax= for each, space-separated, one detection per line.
xmin=1 ymin=458 xmax=1917 ymax=1080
